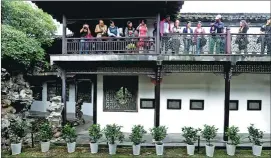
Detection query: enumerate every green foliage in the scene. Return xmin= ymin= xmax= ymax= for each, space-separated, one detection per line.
xmin=129 ymin=125 xmax=147 ymax=145
xmin=225 ymin=126 xmax=241 ymax=145
xmin=1 ymin=25 xmax=44 ymax=69
xmin=181 ymin=127 xmax=201 ymax=145
xmin=103 ymin=124 xmax=124 ymax=145
xmin=150 ymin=126 xmax=168 ymax=145
xmin=247 ymin=124 xmax=264 ymax=146
xmin=38 ymin=122 xmax=54 ymax=142
xmin=8 ymin=119 xmax=30 ymax=144
xmin=62 ymin=124 xmax=77 ymax=143
xmin=201 ymin=125 xmax=218 ymax=146
xmin=88 ymin=124 xmax=102 ymax=143
xmin=1 ymin=1 xmax=57 ymax=72
xmin=1 ymin=1 xmax=56 ymax=45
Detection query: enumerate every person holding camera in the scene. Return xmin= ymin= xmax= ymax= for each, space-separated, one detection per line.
xmin=79 ymin=24 xmax=92 ymax=54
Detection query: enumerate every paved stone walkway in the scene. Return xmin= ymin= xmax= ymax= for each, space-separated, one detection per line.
xmin=29 ymin=111 xmax=271 ymax=147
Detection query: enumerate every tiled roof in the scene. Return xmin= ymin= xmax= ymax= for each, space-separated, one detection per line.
xmin=179 ymin=13 xmax=270 ymax=22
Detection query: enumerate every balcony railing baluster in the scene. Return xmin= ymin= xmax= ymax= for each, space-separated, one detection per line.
xmin=65 ymin=33 xmax=270 ymax=55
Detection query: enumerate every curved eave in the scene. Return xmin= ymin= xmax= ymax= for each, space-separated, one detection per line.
xmin=33 ymin=1 xmax=184 ymax=23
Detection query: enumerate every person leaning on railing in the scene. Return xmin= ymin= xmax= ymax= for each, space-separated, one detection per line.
xmin=136 ymin=19 xmax=148 ymax=53
xmin=193 ymin=21 xmax=206 ymax=55
xmin=235 ymin=20 xmax=249 ymax=54
xmin=171 ymin=20 xmax=182 ymax=54
xmin=182 ymin=21 xmax=193 ymax=54
xmin=160 ymin=15 xmax=173 ymax=53
xmin=210 ymin=14 xmax=225 ymax=54
xmin=258 ymin=17 xmax=271 ymax=54
xmin=95 ymin=20 xmax=108 ymax=53
xmin=79 ymin=24 xmax=92 ymax=54
xmin=107 ymin=20 xmax=120 ymax=53
xmin=124 ymin=21 xmax=136 ymax=53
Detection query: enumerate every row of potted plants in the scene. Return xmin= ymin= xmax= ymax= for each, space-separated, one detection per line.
xmin=9 ymin=121 xmax=265 ymax=157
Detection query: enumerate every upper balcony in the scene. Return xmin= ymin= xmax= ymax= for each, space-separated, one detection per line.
xmin=49 ymin=32 xmax=270 ymax=64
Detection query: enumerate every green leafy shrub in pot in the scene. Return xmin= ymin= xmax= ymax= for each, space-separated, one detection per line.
xmin=247 ymin=124 xmax=263 ymax=146
xmin=9 ymin=118 xmax=29 ymax=144
xmin=129 ymin=125 xmax=147 ymax=145
xmin=8 ymin=118 xmax=30 ymax=155
xmin=103 ymin=124 xmax=124 ymax=144
xmin=181 ymin=127 xmax=201 ymax=145
xmin=150 ymin=126 xmax=168 ymax=145
xmin=89 ymin=124 xmax=103 ymax=143
xmin=201 ymin=124 xmax=218 ymax=146
xmin=38 ymin=122 xmax=54 ymax=142
xmin=62 ymin=124 xmax=77 ymax=143
xmin=225 ymin=126 xmax=241 ymax=145
xmin=38 ymin=122 xmax=54 ymax=152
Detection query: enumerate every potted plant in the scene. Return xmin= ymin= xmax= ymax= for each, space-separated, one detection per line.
xmin=62 ymin=124 xmax=77 ymax=153
xmin=225 ymin=126 xmax=241 ymax=156
xmin=38 ymin=122 xmax=54 ymax=152
xmin=201 ymin=125 xmax=218 ymax=157
xmin=103 ymin=124 xmax=124 ymax=155
xmin=181 ymin=126 xmax=201 ymax=155
xmin=88 ymin=124 xmax=103 ymax=154
xmin=8 ymin=119 xmax=29 ymax=155
xmin=150 ymin=126 xmax=168 ymax=156
xmin=247 ymin=124 xmax=264 ymax=156
xmin=129 ymin=125 xmax=147 ymax=156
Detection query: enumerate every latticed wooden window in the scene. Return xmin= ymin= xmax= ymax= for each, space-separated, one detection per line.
xmin=103 ymin=76 xmax=138 ymax=112
xmin=76 ymin=81 xmax=92 ymax=103
xmin=47 ymin=82 xmax=69 ymax=101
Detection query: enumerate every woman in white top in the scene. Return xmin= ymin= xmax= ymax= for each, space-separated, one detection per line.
xmin=172 ymin=20 xmax=182 ymax=54
xmin=193 ymin=21 xmax=206 ymax=55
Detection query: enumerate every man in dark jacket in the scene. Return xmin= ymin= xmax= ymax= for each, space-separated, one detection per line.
xmin=210 ymin=14 xmax=225 ymax=54
xmin=260 ymin=17 xmax=271 ymax=54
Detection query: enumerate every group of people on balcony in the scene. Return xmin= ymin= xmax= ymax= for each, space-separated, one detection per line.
xmin=78 ymin=15 xmax=271 ymax=54
xmin=79 ymin=19 xmax=151 ymax=54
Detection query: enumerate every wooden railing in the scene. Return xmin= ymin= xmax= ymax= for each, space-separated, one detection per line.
xmin=64 ymin=33 xmax=271 ymax=55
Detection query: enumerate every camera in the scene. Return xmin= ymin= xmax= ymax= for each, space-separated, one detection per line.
xmin=83 ymin=27 xmax=88 ymax=30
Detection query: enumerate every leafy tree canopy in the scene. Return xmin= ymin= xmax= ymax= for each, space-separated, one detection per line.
xmin=1 ymin=1 xmax=57 ymax=73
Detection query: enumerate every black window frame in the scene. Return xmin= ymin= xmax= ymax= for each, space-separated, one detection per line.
xmin=167 ymin=99 xmax=182 ymax=110
xmin=32 ymin=86 xmax=43 ymax=101
xmin=76 ymin=80 xmax=92 ymax=103
xmin=247 ymin=100 xmax=262 ymax=111
xmin=229 ymin=100 xmax=239 ymax=111
xmin=140 ymin=98 xmax=155 ymax=109
xmin=190 ymin=99 xmax=204 ymax=110
xmin=47 ymin=81 xmax=69 ymax=101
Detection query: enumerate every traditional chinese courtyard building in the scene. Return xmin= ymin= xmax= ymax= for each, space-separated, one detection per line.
xmin=30 ymin=1 xmax=270 ymax=146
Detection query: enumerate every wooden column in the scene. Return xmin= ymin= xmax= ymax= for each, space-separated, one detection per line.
xmin=93 ymin=75 xmax=97 ymax=124
xmin=62 ymin=15 xmax=67 ymax=54
xmin=223 ymin=64 xmax=231 ymax=141
xmin=61 ymin=69 xmax=67 ymax=125
xmin=226 ymin=27 xmax=231 ymax=54
xmin=156 ymin=13 xmax=160 ymax=54
xmin=154 ymin=61 xmax=162 ymax=127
